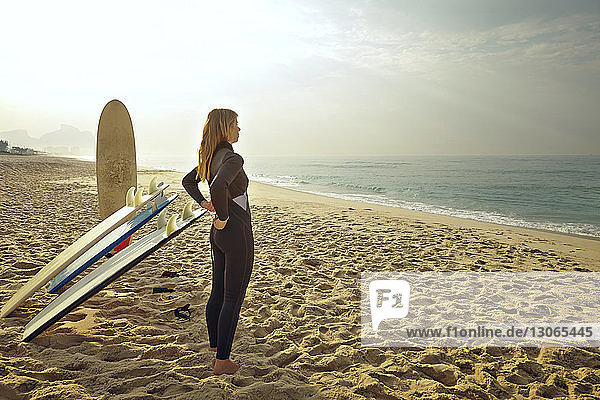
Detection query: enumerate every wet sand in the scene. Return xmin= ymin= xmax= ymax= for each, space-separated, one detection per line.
xmin=1 ymin=155 xmax=599 ymax=399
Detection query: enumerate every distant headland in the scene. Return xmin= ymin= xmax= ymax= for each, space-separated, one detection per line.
xmin=0 ymin=125 xmax=94 ymax=156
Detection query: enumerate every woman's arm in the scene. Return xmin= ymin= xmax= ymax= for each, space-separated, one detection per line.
xmin=209 ymin=152 xmax=243 ymax=221
xmin=182 ymin=167 xmax=207 ymax=205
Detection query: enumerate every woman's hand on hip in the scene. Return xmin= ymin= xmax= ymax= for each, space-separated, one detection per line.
xmin=201 ymin=200 xmax=215 ymax=212
xmin=213 ymin=216 xmax=228 ymax=230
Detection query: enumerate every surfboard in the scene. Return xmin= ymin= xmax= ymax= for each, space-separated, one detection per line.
xmin=96 ymin=99 xmax=137 ymax=220
xmin=0 ymin=178 xmax=168 ymax=318
xmin=46 ymin=193 xmax=178 ymax=294
xmin=23 ymin=202 xmax=207 ymax=342
xmin=96 ymin=99 xmax=137 ymax=254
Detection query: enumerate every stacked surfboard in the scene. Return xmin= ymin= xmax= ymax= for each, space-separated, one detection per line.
xmin=0 ymin=100 xmax=207 ymax=342
xmin=22 ymin=193 xmax=206 ymax=342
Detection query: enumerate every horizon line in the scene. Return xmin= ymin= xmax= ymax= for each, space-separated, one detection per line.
xmin=55 ymin=152 xmax=600 ymax=158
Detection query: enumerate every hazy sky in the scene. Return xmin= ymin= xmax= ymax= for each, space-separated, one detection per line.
xmin=1 ymin=0 xmax=599 ymax=157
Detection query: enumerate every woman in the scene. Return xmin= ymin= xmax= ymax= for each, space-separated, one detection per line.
xmin=182 ymin=108 xmax=254 ymax=375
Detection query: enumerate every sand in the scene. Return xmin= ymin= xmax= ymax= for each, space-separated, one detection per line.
xmin=1 ymin=154 xmax=599 ymax=400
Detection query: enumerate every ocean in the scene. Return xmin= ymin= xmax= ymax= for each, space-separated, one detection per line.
xmin=74 ymin=154 xmax=600 ymax=239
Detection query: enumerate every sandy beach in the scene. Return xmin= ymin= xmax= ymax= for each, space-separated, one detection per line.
xmin=1 ymin=154 xmax=599 ymax=400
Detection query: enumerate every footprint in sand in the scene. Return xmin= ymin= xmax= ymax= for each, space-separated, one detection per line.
xmin=109 ymin=366 xmax=160 ymax=379
xmin=96 ymin=344 xmax=142 ymax=362
xmin=9 ymin=262 xmax=40 ymax=277
xmin=252 ymin=305 xmax=272 ymax=323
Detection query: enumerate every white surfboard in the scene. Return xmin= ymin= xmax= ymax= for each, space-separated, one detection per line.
xmin=23 ymin=202 xmax=207 ymax=342
xmin=1 ymin=177 xmax=168 ymax=318
xmin=47 ymin=193 xmax=178 ymax=294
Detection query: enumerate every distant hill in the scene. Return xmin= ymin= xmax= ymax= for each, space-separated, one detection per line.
xmin=0 ymin=129 xmax=34 ymax=148
xmin=0 ymin=125 xmax=94 ymax=155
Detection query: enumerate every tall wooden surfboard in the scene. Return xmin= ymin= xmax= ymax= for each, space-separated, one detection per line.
xmin=96 ymin=99 xmax=137 ymax=220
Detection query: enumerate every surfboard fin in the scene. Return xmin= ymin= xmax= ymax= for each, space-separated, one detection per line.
xmin=182 ymin=201 xmax=194 ymax=220
xmin=149 ymin=176 xmax=158 ymax=194
xmin=157 ymin=210 xmax=167 ymax=230
xmin=134 ymin=187 xmax=144 ymax=207
xmin=166 ymin=215 xmax=178 ymax=236
xmin=125 ymin=187 xmax=135 ymax=207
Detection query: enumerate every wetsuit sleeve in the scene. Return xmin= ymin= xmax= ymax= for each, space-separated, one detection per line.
xmin=182 ymin=167 xmax=207 ymax=205
xmin=210 ymin=152 xmax=243 ymax=220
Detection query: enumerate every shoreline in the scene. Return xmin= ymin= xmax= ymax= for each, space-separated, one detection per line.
xmin=119 ymin=156 xmax=600 ymax=270
xmin=244 ymin=179 xmax=600 ymax=266
xmin=253 ymin=180 xmax=600 ymax=241
xmin=133 ymin=158 xmax=600 ymax=264
xmin=48 ymin=152 xmax=600 ymax=242
xmin=48 ymin=153 xmax=600 ymax=245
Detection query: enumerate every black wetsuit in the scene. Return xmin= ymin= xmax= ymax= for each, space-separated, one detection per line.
xmin=182 ymin=141 xmax=254 ymax=361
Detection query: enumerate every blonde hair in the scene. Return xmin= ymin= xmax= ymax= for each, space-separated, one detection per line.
xmin=197 ymin=108 xmax=238 ymax=181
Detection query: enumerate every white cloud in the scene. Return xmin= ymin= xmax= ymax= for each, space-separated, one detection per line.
xmin=314 ymin=11 xmax=600 ymax=79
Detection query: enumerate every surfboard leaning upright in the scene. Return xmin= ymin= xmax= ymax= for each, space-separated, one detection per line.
xmin=96 ymin=99 xmax=137 ymax=220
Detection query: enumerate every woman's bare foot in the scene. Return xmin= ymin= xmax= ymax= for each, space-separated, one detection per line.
xmin=214 ymin=358 xmax=240 ymax=375
xmin=209 ymin=347 xmax=217 ymax=352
